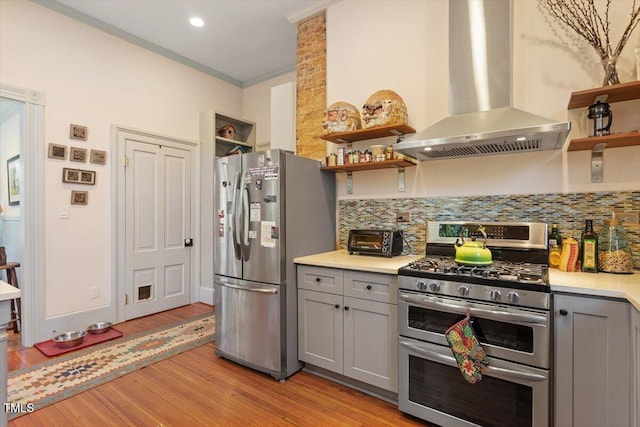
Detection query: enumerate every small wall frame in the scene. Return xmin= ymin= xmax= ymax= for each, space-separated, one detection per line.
xmin=90 ymin=149 xmax=107 ymax=165
xmin=70 ymin=124 xmax=87 ymax=141
xmin=48 ymin=143 xmax=67 ymax=160
xmin=62 ymin=167 xmax=96 ymax=185
xmin=70 ymin=190 xmax=88 ymax=205
xmin=70 ymin=147 xmax=87 ymax=163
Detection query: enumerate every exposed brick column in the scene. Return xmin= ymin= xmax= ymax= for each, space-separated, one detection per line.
xmin=295 ymin=13 xmax=326 ymax=160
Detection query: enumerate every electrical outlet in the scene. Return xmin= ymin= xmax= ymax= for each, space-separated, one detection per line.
xmin=396 ymin=212 xmax=411 ymax=223
xmin=614 ymin=211 xmax=639 ymax=225
xmin=90 ymin=286 xmax=100 ymax=299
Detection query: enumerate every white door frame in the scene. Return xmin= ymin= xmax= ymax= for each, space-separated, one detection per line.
xmin=0 ymin=84 xmax=46 ymax=348
xmin=112 ymin=125 xmax=200 ymax=323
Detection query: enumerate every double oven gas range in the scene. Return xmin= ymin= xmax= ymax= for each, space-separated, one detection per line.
xmin=398 ymin=221 xmax=551 ymax=427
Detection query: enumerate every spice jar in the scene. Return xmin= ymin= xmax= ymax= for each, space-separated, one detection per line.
xmin=598 ymin=217 xmax=634 ymax=273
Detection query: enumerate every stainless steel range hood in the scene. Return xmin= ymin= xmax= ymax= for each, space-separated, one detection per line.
xmin=394 ymin=0 xmax=570 ymax=160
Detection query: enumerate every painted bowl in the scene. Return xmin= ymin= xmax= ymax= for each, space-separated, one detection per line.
xmin=53 ymin=330 xmax=87 ymax=348
xmin=86 ymin=322 xmax=112 ymax=335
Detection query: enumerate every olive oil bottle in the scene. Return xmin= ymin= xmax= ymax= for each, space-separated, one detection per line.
xmin=548 ymin=224 xmax=563 ymax=268
xmin=580 ymin=219 xmax=598 ymax=273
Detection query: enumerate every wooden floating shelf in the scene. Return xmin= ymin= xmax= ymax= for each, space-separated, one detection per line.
xmin=319 ymin=123 xmax=416 ymax=144
xmin=321 ymin=158 xmax=418 ymax=172
xmin=567 ymin=81 xmax=640 ymax=109
xmin=567 ymin=131 xmax=640 ymax=152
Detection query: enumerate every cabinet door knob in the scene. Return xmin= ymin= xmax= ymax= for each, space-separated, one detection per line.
xmin=559 ymin=309 xmax=568 ymax=316
xmin=366 ymin=285 xmax=372 ymax=290
xmin=315 ymin=277 xmax=321 ymax=282
xmin=334 ymin=304 xmax=340 ymax=309
xmin=344 ymin=306 xmax=350 ymax=311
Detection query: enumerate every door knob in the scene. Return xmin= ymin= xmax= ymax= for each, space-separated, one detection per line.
xmin=559 ymin=309 xmax=568 ymax=316
xmin=184 ymin=238 xmax=193 ymax=247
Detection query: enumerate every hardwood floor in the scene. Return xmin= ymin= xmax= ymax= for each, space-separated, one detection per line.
xmin=7 ymin=303 xmax=430 ymax=426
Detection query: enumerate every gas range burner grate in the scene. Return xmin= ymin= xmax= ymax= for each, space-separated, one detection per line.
xmin=405 ymin=256 xmax=549 ymax=284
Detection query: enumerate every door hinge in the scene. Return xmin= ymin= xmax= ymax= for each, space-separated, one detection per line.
xmin=125 ymin=294 xmax=129 ymax=305
xmin=124 ymin=155 xmax=129 ymax=168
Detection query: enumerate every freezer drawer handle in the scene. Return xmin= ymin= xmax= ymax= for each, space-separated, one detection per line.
xmin=218 ymin=281 xmax=278 ymax=294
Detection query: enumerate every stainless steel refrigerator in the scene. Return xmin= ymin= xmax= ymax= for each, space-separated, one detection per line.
xmin=214 ymin=149 xmax=335 ymax=379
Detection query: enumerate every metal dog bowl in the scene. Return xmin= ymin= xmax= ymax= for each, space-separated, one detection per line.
xmin=86 ymin=322 xmax=112 ymax=335
xmin=53 ymin=330 xmax=87 ymax=348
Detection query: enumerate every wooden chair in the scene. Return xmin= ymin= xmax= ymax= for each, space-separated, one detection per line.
xmin=0 ymin=262 xmax=21 ymax=333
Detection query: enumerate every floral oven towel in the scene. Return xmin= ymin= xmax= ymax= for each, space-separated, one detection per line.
xmin=445 ymin=307 xmax=489 ymax=384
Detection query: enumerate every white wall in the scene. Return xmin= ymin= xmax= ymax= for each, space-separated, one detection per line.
xmin=326 ymin=0 xmax=640 ymax=199
xmin=0 ymin=1 xmax=242 ymax=326
xmin=242 ymin=71 xmax=296 ymax=146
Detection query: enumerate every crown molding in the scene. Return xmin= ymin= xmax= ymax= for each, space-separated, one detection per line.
xmin=286 ymin=0 xmax=340 ymax=24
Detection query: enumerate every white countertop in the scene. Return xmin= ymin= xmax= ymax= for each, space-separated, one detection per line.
xmin=294 ymin=249 xmax=420 ymax=275
xmin=0 ymin=280 xmax=20 ymax=301
xmin=550 ymin=270 xmax=640 ymax=310
xmin=295 ymin=250 xmax=640 ymax=309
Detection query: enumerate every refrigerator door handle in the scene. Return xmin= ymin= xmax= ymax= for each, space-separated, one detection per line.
xmin=231 ymin=171 xmax=242 ymax=260
xmin=241 ymin=177 xmax=251 ymax=261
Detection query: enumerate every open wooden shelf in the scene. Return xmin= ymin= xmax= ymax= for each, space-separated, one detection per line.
xmin=566 ymin=81 xmax=640 ymax=152
xmin=567 ymin=131 xmax=640 ymax=151
xmin=319 ymin=123 xmax=416 ymax=144
xmin=567 ymin=81 xmax=640 ymax=109
xmin=321 ymin=158 xmax=418 ymax=172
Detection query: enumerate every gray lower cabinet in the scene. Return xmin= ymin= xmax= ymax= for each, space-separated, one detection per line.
xmin=554 ymin=294 xmax=631 ymax=427
xmin=297 ymin=266 xmax=398 ymax=392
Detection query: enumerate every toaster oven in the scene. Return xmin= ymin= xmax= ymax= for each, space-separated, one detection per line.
xmin=347 ymin=229 xmax=403 ymax=257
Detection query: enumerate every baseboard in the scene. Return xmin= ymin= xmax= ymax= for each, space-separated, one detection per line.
xmin=40 ymin=305 xmax=111 ymax=344
xmin=198 ymin=286 xmax=214 ymax=306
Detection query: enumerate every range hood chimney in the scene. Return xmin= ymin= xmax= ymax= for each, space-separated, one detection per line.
xmin=394 ymin=0 xmax=570 ymax=160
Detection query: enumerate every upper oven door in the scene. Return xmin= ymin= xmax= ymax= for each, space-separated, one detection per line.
xmin=399 ymin=290 xmax=550 ymax=368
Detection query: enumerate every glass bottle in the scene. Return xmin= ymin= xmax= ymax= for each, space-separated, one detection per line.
xmin=548 ymin=224 xmax=563 ymax=268
xmin=548 ymin=224 xmax=562 ymax=247
xmin=598 ymin=217 xmax=634 ymax=274
xmin=580 ymin=220 xmax=598 ymax=273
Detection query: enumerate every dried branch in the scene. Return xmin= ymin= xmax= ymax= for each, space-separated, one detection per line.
xmin=541 ymin=0 xmax=640 ymax=84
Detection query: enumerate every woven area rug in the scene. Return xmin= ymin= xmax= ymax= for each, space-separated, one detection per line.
xmin=7 ymin=312 xmax=214 ymax=420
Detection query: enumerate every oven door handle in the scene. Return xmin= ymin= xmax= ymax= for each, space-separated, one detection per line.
xmin=399 ymin=293 xmax=547 ymax=324
xmin=399 ymin=338 xmax=547 ymax=383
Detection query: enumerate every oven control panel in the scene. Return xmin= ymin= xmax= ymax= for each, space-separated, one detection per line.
xmin=426 ymin=221 xmax=548 ymax=249
xmin=399 ymin=276 xmax=550 ymax=310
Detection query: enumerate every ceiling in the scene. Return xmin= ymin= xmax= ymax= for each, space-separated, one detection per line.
xmin=37 ymin=0 xmax=325 ymax=88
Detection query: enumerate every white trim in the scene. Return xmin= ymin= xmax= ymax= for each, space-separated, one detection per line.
xmin=111 ymin=125 xmax=200 ymax=323
xmin=286 ymin=0 xmax=338 ymax=24
xmin=0 ymin=83 xmax=46 ymax=347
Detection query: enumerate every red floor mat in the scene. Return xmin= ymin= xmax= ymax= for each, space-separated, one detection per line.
xmin=35 ymin=328 xmax=123 ymax=357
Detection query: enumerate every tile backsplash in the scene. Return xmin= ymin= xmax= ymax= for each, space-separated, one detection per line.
xmin=338 ymin=191 xmax=640 ymax=269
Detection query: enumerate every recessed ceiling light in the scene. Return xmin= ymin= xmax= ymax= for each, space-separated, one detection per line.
xmin=190 ymin=17 xmax=204 ymax=27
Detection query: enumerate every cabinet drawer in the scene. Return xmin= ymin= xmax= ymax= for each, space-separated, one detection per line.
xmin=344 ymin=270 xmax=397 ymax=304
xmin=297 ymin=265 xmax=343 ymax=294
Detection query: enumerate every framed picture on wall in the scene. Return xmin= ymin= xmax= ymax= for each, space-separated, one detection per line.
xmin=70 ymin=124 xmax=87 ymax=141
xmin=62 ymin=167 xmax=95 ymax=185
xmin=48 ymin=143 xmax=67 ymax=160
xmin=7 ymin=155 xmax=20 ymax=206
xmin=70 ymin=147 xmax=87 ymax=163
xmin=70 ymin=190 xmax=88 ymax=205
xmin=90 ymin=149 xmax=107 ymax=165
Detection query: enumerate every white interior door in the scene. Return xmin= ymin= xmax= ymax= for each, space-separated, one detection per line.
xmin=124 ymin=138 xmax=191 ymax=320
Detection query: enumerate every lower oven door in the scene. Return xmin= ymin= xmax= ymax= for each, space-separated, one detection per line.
xmin=399 ymin=291 xmax=549 ymax=368
xmin=399 ymin=337 xmax=549 ymax=427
